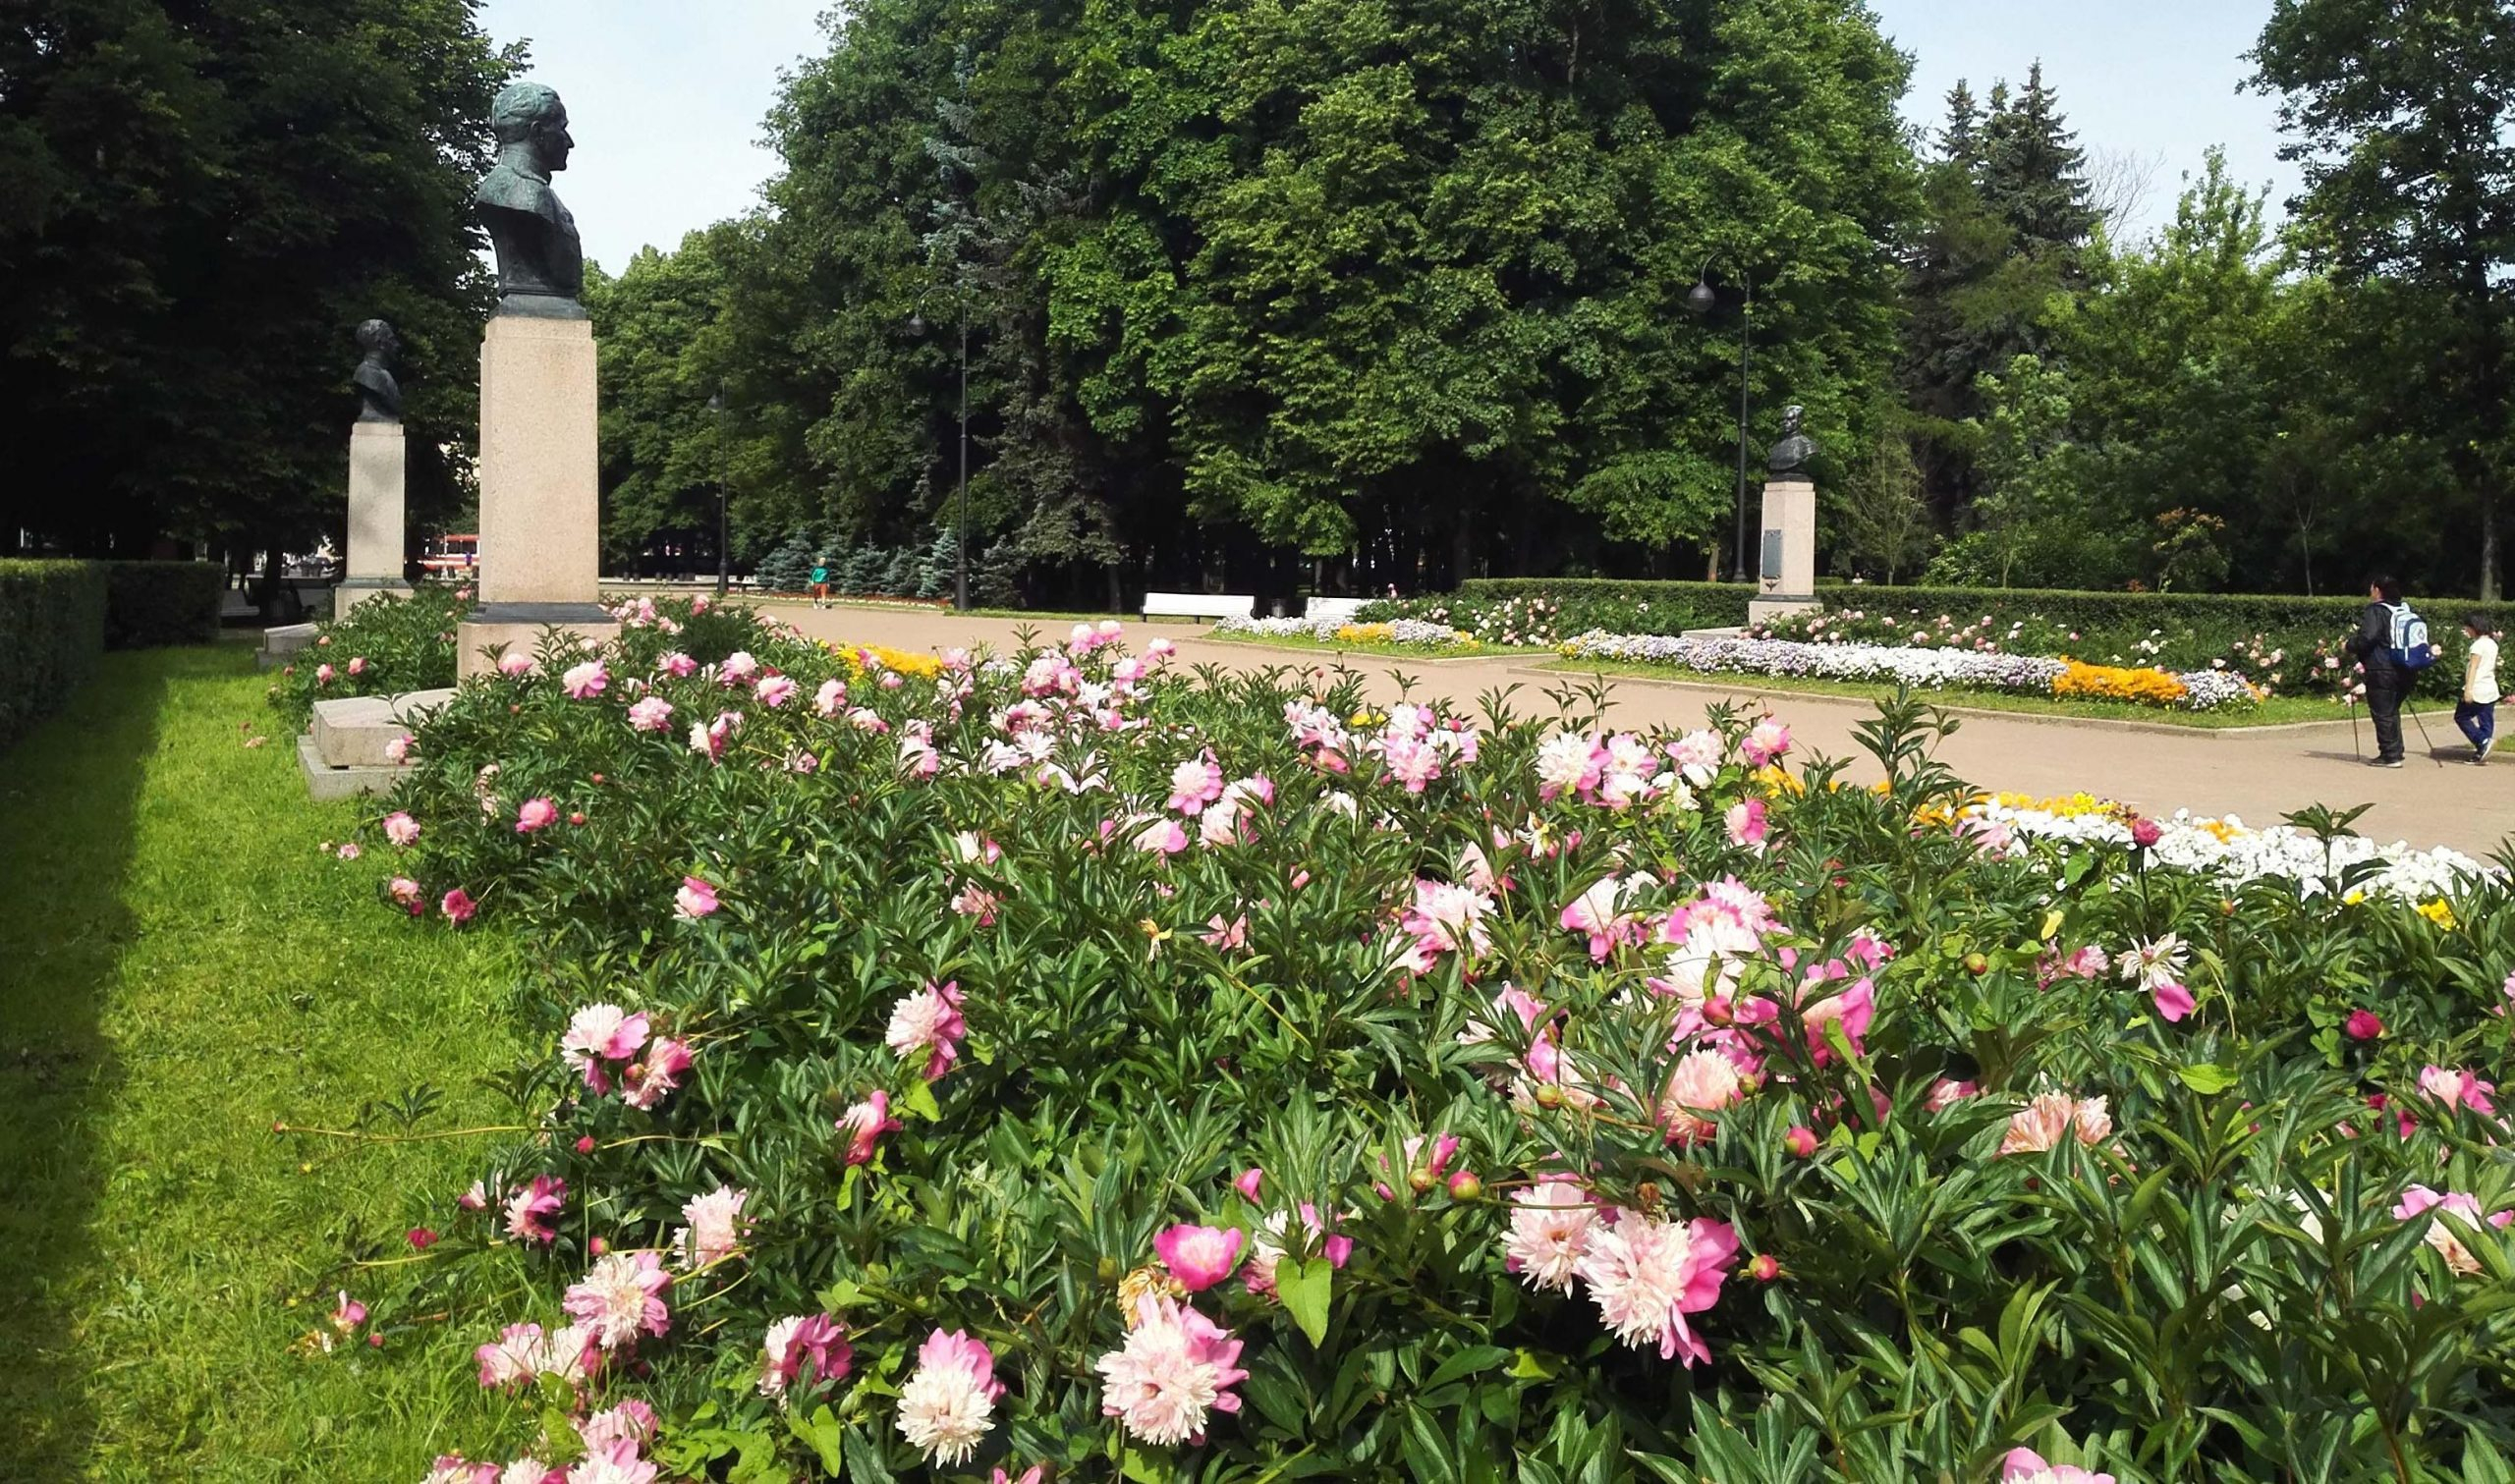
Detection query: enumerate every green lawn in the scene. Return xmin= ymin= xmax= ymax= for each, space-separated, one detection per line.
xmin=1537 ymin=657 xmax=2352 ymax=730
xmin=1204 ymin=631 xmax=1543 ymax=662
xmin=0 ymin=644 xmax=520 ymax=1481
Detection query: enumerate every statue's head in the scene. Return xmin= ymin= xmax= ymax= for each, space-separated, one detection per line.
xmin=355 ymin=318 xmax=398 ymax=358
xmin=1781 ymin=404 xmax=1805 ymax=434
xmin=490 ymin=82 xmax=573 ymax=173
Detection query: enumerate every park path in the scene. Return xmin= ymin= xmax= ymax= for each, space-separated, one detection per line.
xmin=768 ymin=601 xmax=2515 ymax=858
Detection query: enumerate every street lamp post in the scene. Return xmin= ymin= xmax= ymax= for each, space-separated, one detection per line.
xmin=1683 ymin=256 xmax=1755 ymax=583
xmin=708 ymin=390 xmax=729 ymax=596
xmin=910 ymin=302 xmax=972 ymax=612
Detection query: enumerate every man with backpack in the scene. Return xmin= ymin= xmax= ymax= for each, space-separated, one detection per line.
xmin=2344 ymin=574 xmax=2438 ymax=768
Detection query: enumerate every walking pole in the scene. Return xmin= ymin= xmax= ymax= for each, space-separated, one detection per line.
xmin=2403 ymin=694 xmax=2444 ymax=768
xmin=2350 ymin=697 xmax=2362 ymax=761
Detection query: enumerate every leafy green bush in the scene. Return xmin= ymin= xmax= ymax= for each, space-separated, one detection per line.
xmin=265 ymin=582 xmax=471 ymax=725
xmin=0 ymin=560 xmax=106 ymax=749
xmin=303 ymin=604 xmax=2515 ymax=1483
xmin=100 ymin=560 xmax=223 ymax=648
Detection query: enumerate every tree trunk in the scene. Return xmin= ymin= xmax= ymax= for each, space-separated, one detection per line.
xmin=2483 ymin=489 xmax=2501 ymax=602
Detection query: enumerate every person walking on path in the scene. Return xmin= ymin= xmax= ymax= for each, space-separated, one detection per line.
xmin=810 ymin=562 xmax=830 ymax=609
xmin=2458 ymin=613 xmax=2500 ymax=764
xmin=2345 ymin=575 xmax=2411 ymax=768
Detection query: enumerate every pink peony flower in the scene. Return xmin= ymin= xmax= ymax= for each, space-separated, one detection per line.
xmin=2418 ymin=1065 xmax=2497 ymax=1115
xmin=1925 ymin=1078 xmax=1980 ymax=1111
xmin=562 ymin=1005 xmax=650 ymax=1086
xmin=387 ymin=877 xmax=424 ymax=914
xmin=562 ymin=1249 xmax=671 ymax=1350
xmin=2392 ymin=1185 xmax=2514 ymax=1276
xmin=895 ymin=1330 xmax=1003 ymax=1465
xmin=814 ymin=677 xmax=848 ymax=716
xmin=497 ymin=651 xmax=532 ymax=678
xmin=1245 ymin=1204 xmax=1353 ymax=1296
xmin=1201 ymin=913 xmax=1249 ymax=951
xmin=620 ymin=1036 xmax=693 ymax=1110
xmin=1166 ymin=752 xmax=1226 ymax=814
xmin=474 ymin=1321 xmax=548 ymax=1390
xmin=885 ymin=980 xmax=967 ymax=1080
xmin=334 ymin=841 xmax=361 ymax=860
xmin=2151 ymin=980 xmax=2196 ymax=1022
xmin=579 ymin=1401 xmax=657 ymax=1455
xmin=760 ymin=1313 xmax=852 ymax=1401
xmin=1577 ymin=1210 xmax=1739 ymax=1363
xmin=755 ymin=674 xmax=797 ymax=709
xmin=1798 ymin=977 xmax=1874 ymax=1063
xmin=561 ymin=660 xmax=608 ymax=699
xmin=384 ymin=732 xmax=414 ymax=763
xmin=2345 ymin=1009 xmax=2383 ymax=1040
xmin=1725 ymin=797 xmax=1768 ymax=851
xmin=626 ymin=695 xmax=673 ymax=733
xmin=515 ymin=797 xmax=558 ymax=834
xmin=2002 ymin=1448 xmax=2115 ymax=1484
xmin=1233 ymin=1168 xmax=1264 ymax=1201
xmin=330 ymin=1291 xmax=366 ymax=1334
xmin=674 ymin=875 xmax=719 ymax=919
xmin=1740 ymin=718 xmax=1792 ymax=767
xmin=423 ymin=1457 xmax=498 ymax=1484
xmin=504 ymin=1175 xmax=567 ymax=1244
xmin=2128 ymin=816 xmax=2163 ymax=849
xmin=382 ymin=811 xmax=420 ymax=848
xmin=1097 ymin=1293 xmax=1249 ymax=1446
xmin=315 ymin=662 xmax=336 ymax=685
xmin=837 ymin=1091 xmax=902 ymax=1167
xmin=1783 ymin=1126 xmax=1819 ymax=1159
xmin=1503 ymin=1178 xmax=1596 ymax=1293
xmin=566 ymin=1439 xmax=657 ymax=1484
xmin=1154 ymin=1224 xmax=1246 ymax=1292
xmin=657 ymin=651 xmax=698 ymax=679
xmin=441 ymin=888 xmax=476 ymax=924
xmin=719 ymin=650 xmax=760 ymax=684
xmin=1999 ymin=1093 xmax=2113 ymax=1156
xmin=673 ymin=1185 xmax=749 ymax=1270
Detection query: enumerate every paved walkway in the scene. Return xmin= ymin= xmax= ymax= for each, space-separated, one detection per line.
xmin=769 ymin=602 xmax=2515 ymax=857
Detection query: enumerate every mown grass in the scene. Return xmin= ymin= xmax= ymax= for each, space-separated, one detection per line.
xmin=1536 ymin=657 xmax=2351 ymax=730
xmin=0 ymin=644 xmax=520 ymax=1482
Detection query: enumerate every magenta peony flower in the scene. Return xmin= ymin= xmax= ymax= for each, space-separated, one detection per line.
xmin=626 ymin=696 xmax=673 ymax=733
xmin=1233 ymin=1167 xmax=1264 ymax=1201
xmin=1096 ymin=1293 xmax=1249 ymax=1446
xmin=1724 ymin=797 xmax=1768 ymax=851
xmin=1154 ymin=1224 xmax=1246 ymax=1292
xmin=330 ymin=1291 xmax=366 ymax=1334
xmin=759 ymin=1313 xmax=852 ymax=1401
xmin=2128 ymin=816 xmax=2163 ymax=849
xmin=562 ymin=1250 xmax=671 ymax=1350
xmin=440 ymin=888 xmax=476 ymax=924
xmin=503 ymin=1175 xmax=566 ymax=1244
xmin=2151 ymin=980 xmax=2196 ymax=1022
xmin=674 ymin=875 xmax=719 ymax=919
xmin=837 ymin=1091 xmax=902 ymax=1167
xmin=515 ymin=797 xmax=558 ymax=834
xmin=2345 ymin=1009 xmax=2383 ymax=1040
xmin=885 ymin=980 xmax=967 ymax=1080
xmin=382 ymin=811 xmax=420 ymax=848
xmin=561 ymin=660 xmax=608 ymax=699
xmin=562 ymin=1005 xmax=650 ymax=1088
xmin=2001 ymin=1446 xmax=2115 ymax=1483
xmin=895 ymin=1330 xmax=1003 ymax=1465
xmin=1577 ymin=1210 xmax=1739 ymax=1363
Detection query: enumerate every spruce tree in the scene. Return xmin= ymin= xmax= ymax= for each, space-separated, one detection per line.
xmin=1981 ymin=62 xmax=2099 ymax=262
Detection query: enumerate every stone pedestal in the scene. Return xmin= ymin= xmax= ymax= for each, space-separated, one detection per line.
xmin=339 ymin=421 xmax=410 ymax=611
xmin=1749 ymin=478 xmax=1819 ymax=625
xmin=458 ymin=314 xmax=617 ymax=679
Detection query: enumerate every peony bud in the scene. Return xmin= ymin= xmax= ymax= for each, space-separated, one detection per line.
xmin=1748 ymin=1253 xmax=1780 ymax=1282
xmin=1446 ymin=1171 xmax=1482 ymax=1201
xmin=2344 ymin=1009 xmax=2383 ymax=1041
xmin=1784 ymin=1126 xmax=1819 ymax=1159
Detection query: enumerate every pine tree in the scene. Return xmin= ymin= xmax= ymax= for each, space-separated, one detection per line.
xmin=1940 ymin=81 xmax=1983 ymax=170
xmin=1980 ymin=62 xmax=2099 ymax=261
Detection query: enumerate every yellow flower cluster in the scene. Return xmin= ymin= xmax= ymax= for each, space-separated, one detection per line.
xmin=2051 ymin=661 xmax=2189 ymax=707
xmin=2417 ymin=899 xmax=2459 ymax=931
xmin=1334 ymin=623 xmax=1476 ymax=648
xmin=838 ymin=642 xmax=947 ymax=680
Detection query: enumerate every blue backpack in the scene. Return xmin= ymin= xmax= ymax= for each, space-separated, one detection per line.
xmin=2386 ymin=603 xmax=2438 ymax=671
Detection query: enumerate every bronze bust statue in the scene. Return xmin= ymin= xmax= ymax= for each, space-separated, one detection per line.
xmin=353 ymin=319 xmax=401 ymax=422
xmin=1767 ymin=404 xmax=1816 ymax=477
xmin=475 ymin=82 xmax=586 ymax=318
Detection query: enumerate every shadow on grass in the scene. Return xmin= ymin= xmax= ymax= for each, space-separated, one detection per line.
xmin=0 ymin=649 xmax=193 ymax=1479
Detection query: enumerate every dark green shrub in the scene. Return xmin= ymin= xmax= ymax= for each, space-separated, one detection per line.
xmin=0 ymin=560 xmax=107 ymax=748
xmin=266 ymin=583 xmax=471 ymax=726
xmin=100 ymin=560 xmax=223 ymax=648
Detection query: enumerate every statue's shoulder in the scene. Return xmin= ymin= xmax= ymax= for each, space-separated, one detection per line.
xmin=475 ymin=164 xmax=558 ymax=220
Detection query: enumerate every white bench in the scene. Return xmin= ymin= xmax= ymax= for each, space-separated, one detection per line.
xmin=1142 ymin=591 xmax=1256 ymax=622
xmin=1305 ymin=596 xmax=1369 ymax=625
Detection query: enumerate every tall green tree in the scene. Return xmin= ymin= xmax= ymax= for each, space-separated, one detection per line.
xmin=0 ymin=0 xmax=514 ymax=566
xmin=2251 ymin=0 xmax=2515 ymax=598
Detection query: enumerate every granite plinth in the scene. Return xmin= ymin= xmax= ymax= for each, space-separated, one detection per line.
xmin=346 ymin=421 xmax=407 ymax=587
xmin=477 ymin=315 xmax=601 ymax=607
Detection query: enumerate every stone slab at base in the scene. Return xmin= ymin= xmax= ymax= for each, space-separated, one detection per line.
xmin=297 ymin=732 xmax=408 ymax=802
xmin=257 ymin=622 xmax=321 ymax=671
xmin=1748 ymin=597 xmax=1819 ymax=626
xmin=1683 ymin=625 xmax=1748 ymax=639
xmin=309 ymin=687 xmax=457 ymax=769
xmin=334 ymin=578 xmax=413 ymax=615
xmin=456 ymin=604 xmax=620 ymax=681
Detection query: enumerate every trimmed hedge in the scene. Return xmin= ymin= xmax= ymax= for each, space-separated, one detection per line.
xmin=0 ymin=561 xmax=108 ymax=749
xmin=102 ymin=560 xmax=224 ymax=648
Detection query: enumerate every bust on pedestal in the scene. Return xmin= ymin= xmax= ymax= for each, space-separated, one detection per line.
xmin=1750 ymin=405 xmax=1820 ymax=626
xmin=457 ymin=80 xmax=617 ymax=678
xmin=338 ymin=319 xmax=411 ymax=610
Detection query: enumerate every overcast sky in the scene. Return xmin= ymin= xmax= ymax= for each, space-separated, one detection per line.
xmin=475 ymin=0 xmax=2306 ymax=274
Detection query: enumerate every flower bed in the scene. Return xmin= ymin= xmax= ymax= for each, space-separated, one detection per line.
xmin=1214 ymin=615 xmax=1479 ymax=650
xmin=1561 ymin=631 xmax=2264 ymax=712
xmin=299 ymin=603 xmax=2515 ymax=1484
xmin=266 ymin=583 xmax=473 ymax=724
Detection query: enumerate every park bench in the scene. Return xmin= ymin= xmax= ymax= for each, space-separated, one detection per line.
xmin=1142 ymin=591 xmax=1256 ymax=623
xmin=1304 ymin=596 xmax=1369 ymax=626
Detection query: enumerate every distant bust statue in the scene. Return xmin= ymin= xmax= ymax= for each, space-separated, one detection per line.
xmin=353 ymin=319 xmax=402 ymax=423
xmin=1767 ymin=404 xmax=1816 ymax=477
xmin=475 ymin=82 xmax=586 ymax=318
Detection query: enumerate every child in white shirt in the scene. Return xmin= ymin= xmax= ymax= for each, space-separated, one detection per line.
xmin=2458 ymin=614 xmax=2500 ymax=764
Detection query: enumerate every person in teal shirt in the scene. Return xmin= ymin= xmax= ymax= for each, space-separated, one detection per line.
xmin=810 ymin=563 xmax=829 ymax=608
